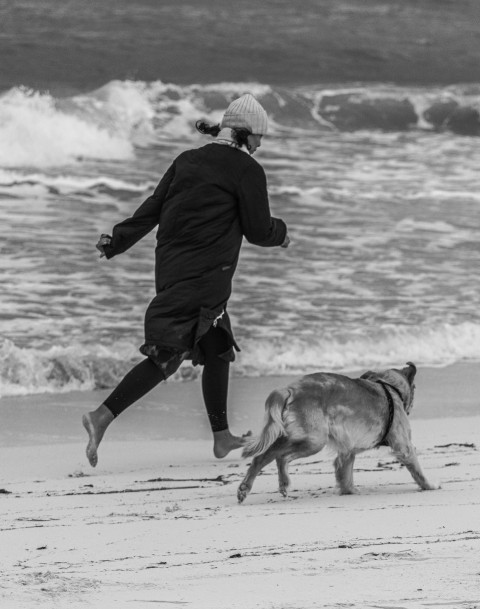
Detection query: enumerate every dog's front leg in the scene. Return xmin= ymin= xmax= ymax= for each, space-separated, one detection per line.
xmin=334 ymin=452 xmax=357 ymax=494
xmin=389 ymin=416 xmax=440 ymax=490
xmin=391 ymin=440 xmax=440 ymax=491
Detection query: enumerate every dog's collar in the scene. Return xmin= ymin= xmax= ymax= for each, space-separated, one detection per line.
xmin=375 ymin=381 xmax=403 ymax=447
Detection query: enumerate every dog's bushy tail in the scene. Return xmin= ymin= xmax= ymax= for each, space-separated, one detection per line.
xmin=242 ymin=388 xmax=291 ymax=458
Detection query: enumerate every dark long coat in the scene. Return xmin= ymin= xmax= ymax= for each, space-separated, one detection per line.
xmin=104 ymin=143 xmax=287 ymax=366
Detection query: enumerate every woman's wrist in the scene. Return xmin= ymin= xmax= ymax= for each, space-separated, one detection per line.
xmin=281 ymin=233 xmax=291 ymax=248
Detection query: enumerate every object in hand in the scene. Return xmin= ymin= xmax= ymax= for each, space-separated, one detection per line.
xmin=96 ymin=234 xmax=112 ymax=257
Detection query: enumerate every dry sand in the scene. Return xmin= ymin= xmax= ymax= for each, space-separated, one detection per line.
xmin=1 ymin=364 xmax=479 ymax=608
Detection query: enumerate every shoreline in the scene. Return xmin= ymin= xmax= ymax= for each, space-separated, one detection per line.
xmin=0 ymin=362 xmax=478 ymax=449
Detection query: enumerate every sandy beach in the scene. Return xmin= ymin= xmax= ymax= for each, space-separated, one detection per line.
xmin=1 ymin=363 xmax=479 ymax=608
xmin=2 ymin=0 xmax=480 ymax=606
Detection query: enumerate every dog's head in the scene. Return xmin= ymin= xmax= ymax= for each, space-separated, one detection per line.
xmin=361 ymin=361 xmax=417 ymax=414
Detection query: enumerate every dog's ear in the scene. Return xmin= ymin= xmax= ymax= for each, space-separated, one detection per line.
xmin=402 ymin=361 xmax=417 ymax=385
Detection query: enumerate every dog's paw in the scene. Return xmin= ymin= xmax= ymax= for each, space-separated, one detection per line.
xmin=279 ymin=486 xmax=289 ymax=498
xmin=338 ymin=487 xmax=357 ymax=496
xmin=237 ymin=483 xmax=250 ymax=504
xmin=422 ymin=481 xmax=441 ymax=491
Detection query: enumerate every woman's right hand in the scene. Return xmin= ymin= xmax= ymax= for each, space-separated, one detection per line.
xmin=281 ymin=233 xmax=291 ymax=248
xmin=96 ymin=234 xmax=112 ymax=258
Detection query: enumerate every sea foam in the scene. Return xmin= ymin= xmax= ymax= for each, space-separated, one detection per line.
xmin=0 ymin=82 xmax=154 ymax=168
xmin=0 ymin=169 xmax=153 ymax=196
xmin=1 ymin=322 xmax=478 ymax=397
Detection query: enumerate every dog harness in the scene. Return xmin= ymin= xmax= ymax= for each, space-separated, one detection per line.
xmin=375 ymin=381 xmax=404 ymax=447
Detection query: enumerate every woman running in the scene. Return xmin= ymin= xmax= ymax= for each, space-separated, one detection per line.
xmin=83 ymin=93 xmax=290 ymax=466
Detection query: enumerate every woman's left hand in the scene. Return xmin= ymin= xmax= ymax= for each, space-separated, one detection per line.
xmin=281 ymin=233 xmax=291 ymax=248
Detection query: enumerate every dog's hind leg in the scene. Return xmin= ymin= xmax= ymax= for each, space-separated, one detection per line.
xmin=276 ymin=440 xmax=325 ymax=497
xmin=334 ymin=451 xmax=357 ymax=495
xmin=237 ymin=441 xmax=285 ymax=503
xmin=276 ymin=457 xmax=290 ymax=497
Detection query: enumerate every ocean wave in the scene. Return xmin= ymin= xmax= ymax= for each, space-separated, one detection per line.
xmin=1 ymin=322 xmax=478 ymax=398
xmin=0 ymin=82 xmax=154 ymax=168
xmin=235 ymin=322 xmax=480 ymax=376
xmin=0 ymin=169 xmax=153 ymax=196
xmin=2 ymin=80 xmax=480 ymax=170
xmin=139 ymin=80 xmax=480 ymax=136
xmin=0 ymin=339 xmax=140 ymax=397
xmin=312 ymin=84 xmax=480 ymax=134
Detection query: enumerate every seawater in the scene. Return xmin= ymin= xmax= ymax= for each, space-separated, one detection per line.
xmin=0 ymin=80 xmax=479 ymax=397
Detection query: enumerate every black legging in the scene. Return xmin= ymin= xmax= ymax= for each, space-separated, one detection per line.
xmin=104 ymin=326 xmax=230 ymax=432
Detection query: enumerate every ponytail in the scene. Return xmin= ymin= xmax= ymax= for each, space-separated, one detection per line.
xmin=195 ymin=120 xmax=252 ymax=150
xmin=195 ymin=120 xmax=221 ymax=137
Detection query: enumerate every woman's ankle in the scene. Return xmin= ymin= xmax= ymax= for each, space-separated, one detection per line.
xmin=213 ymin=429 xmax=246 ymax=459
xmin=92 ymin=403 xmax=115 ymax=426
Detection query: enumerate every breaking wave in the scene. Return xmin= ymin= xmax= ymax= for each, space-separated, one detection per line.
xmin=1 ymin=80 xmax=480 ymax=169
xmin=0 ymin=81 xmax=154 ymax=168
xmin=1 ymin=322 xmax=478 ymax=397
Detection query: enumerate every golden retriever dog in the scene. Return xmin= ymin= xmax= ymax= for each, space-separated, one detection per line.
xmin=237 ymin=362 xmax=440 ymax=503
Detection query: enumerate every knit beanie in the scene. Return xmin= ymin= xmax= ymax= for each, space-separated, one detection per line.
xmin=220 ymin=94 xmax=269 ymax=135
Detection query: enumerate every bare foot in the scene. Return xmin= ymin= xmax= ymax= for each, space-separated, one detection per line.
xmin=213 ymin=429 xmax=252 ymax=459
xmin=82 ymin=404 xmax=114 ymax=467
